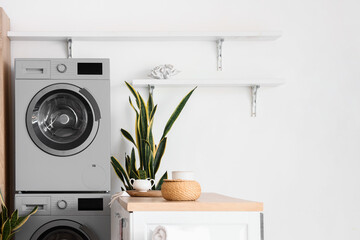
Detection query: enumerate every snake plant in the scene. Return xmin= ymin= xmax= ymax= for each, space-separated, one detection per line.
xmin=111 ymin=82 xmax=196 ymax=190
xmin=0 ymin=191 xmax=38 ymax=240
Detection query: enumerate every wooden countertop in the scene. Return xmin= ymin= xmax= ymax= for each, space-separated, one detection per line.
xmin=117 ymin=192 xmax=263 ymax=212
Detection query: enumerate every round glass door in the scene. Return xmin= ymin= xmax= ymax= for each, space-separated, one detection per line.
xmin=26 ymin=84 xmax=100 ymax=156
xmin=30 ymin=220 xmax=97 ymax=240
xmin=37 ymin=227 xmax=89 ymax=240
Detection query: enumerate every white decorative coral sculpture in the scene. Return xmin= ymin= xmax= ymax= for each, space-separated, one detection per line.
xmin=148 ymin=64 xmax=180 ymax=79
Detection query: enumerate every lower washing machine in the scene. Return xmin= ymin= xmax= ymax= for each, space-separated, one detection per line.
xmin=14 ymin=193 xmax=110 ymax=240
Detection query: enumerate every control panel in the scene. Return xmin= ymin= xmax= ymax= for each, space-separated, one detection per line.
xmin=15 ymin=193 xmax=110 ymax=216
xmin=15 ymin=58 xmax=110 ymax=80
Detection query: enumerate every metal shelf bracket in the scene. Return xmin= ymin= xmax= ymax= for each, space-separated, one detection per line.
xmin=148 ymin=84 xmax=155 ymax=97
xmin=217 ymin=38 xmax=224 ymax=71
xmin=67 ymin=38 xmax=72 ymax=58
xmin=251 ymin=85 xmax=260 ymax=117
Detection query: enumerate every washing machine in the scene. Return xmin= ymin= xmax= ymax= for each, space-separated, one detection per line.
xmin=14 ymin=193 xmax=110 ymax=240
xmin=15 ymin=59 xmax=110 ymax=192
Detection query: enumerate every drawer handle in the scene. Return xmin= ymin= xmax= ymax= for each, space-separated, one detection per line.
xmin=25 ymin=204 xmax=45 ymax=210
xmin=152 ymin=226 xmax=167 ymax=240
xmin=120 ymin=218 xmax=125 ymax=240
xmin=25 ymin=68 xmax=44 ymax=74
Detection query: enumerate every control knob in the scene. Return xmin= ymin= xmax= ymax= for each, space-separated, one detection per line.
xmin=56 ymin=64 xmax=67 ymax=73
xmin=57 ymin=200 xmax=67 ymax=209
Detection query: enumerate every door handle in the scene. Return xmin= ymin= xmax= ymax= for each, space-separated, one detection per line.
xmin=115 ymin=214 xmax=126 ymax=240
xmin=260 ymin=212 xmax=264 ymax=240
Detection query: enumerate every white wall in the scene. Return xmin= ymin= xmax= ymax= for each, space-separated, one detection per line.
xmin=2 ymin=0 xmax=360 ymax=239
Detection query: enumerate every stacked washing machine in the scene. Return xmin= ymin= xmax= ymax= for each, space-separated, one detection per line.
xmin=14 ymin=59 xmax=111 ymax=240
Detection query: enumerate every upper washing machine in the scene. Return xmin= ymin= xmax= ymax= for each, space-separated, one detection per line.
xmin=15 ymin=59 xmax=110 ymax=192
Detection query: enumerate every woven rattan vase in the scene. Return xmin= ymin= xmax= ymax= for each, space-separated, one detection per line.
xmin=161 ymin=180 xmax=201 ymax=201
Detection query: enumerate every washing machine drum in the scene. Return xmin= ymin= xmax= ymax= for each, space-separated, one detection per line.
xmin=30 ymin=220 xmax=98 ymax=240
xmin=26 ymin=84 xmax=101 ymax=156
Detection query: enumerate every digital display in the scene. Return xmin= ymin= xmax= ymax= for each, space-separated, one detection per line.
xmin=78 ymin=198 xmax=103 ymax=211
xmin=77 ymin=63 xmax=103 ymax=75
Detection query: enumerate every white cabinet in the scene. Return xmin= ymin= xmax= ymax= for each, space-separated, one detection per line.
xmin=112 ymin=193 xmax=264 ymax=240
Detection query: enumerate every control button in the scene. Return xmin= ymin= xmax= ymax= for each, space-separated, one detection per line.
xmin=57 ymin=200 xmax=67 ymax=209
xmin=56 ymin=64 xmax=67 ymax=73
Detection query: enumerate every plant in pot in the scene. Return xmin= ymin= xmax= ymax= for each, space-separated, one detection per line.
xmin=111 ymin=82 xmax=196 ymax=191
xmin=0 ymin=191 xmax=38 ymax=240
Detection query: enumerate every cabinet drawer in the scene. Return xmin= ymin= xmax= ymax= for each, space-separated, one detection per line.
xmin=15 ymin=60 xmax=51 ymax=79
xmin=132 ymin=211 xmax=261 ymax=240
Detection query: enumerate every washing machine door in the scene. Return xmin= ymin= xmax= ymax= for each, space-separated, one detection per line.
xmin=26 ymin=83 xmax=101 ymax=156
xmin=30 ymin=220 xmax=98 ymax=240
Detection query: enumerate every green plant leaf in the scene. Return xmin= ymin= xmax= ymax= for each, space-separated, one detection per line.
xmin=150 ymin=105 xmax=157 ymax=121
xmin=111 ymin=156 xmax=131 ymax=188
xmin=135 ymin=115 xmax=143 ymax=169
xmin=148 ymin=119 xmax=155 ymax=153
xmin=130 ymin=170 xmax=139 ymax=179
xmin=149 ymin=131 xmax=155 ymax=155
xmin=147 ymin=92 xmax=154 ymax=119
xmin=5 ymin=233 xmax=15 ymax=240
xmin=148 ymin=153 xmax=155 ymax=181
xmin=138 ymin=93 xmax=149 ymax=171
xmin=154 ymin=138 xmax=167 ymax=175
xmin=121 ymin=129 xmax=137 ymax=147
xmin=130 ymin=148 xmax=137 ymax=174
xmin=129 ymin=148 xmax=139 ymax=180
xmin=155 ymin=172 xmax=168 ymax=190
xmin=125 ymin=155 xmax=131 ymax=176
xmin=111 ymin=160 xmax=126 ymax=187
xmin=129 ymin=96 xmax=139 ymax=114
xmin=142 ymin=139 xmax=154 ymax=178
xmin=10 ymin=210 xmax=18 ymax=229
xmin=1 ymin=219 xmax=11 ymax=240
xmin=142 ymin=139 xmax=152 ymax=149
xmin=143 ymin=141 xmax=151 ymax=178
xmin=1 ymin=205 xmax=8 ymax=227
xmin=138 ymin=92 xmax=148 ymax=139
xmin=13 ymin=206 xmax=38 ymax=231
xmin=161 ymin=87 xmax=196 ymax=140
xmin=125 ymin=81 xmax=140 ymax=108
xmin=126 ymin=85 xmax=143 ymax=171
xmin=111 ymin=156 xmax=132 ymax=190
xmin=138 ymin=170 xmax=147 ymax=179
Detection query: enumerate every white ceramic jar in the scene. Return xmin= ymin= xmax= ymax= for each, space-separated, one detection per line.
xmin=172 ymin=171 xmax=194 ymax=180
